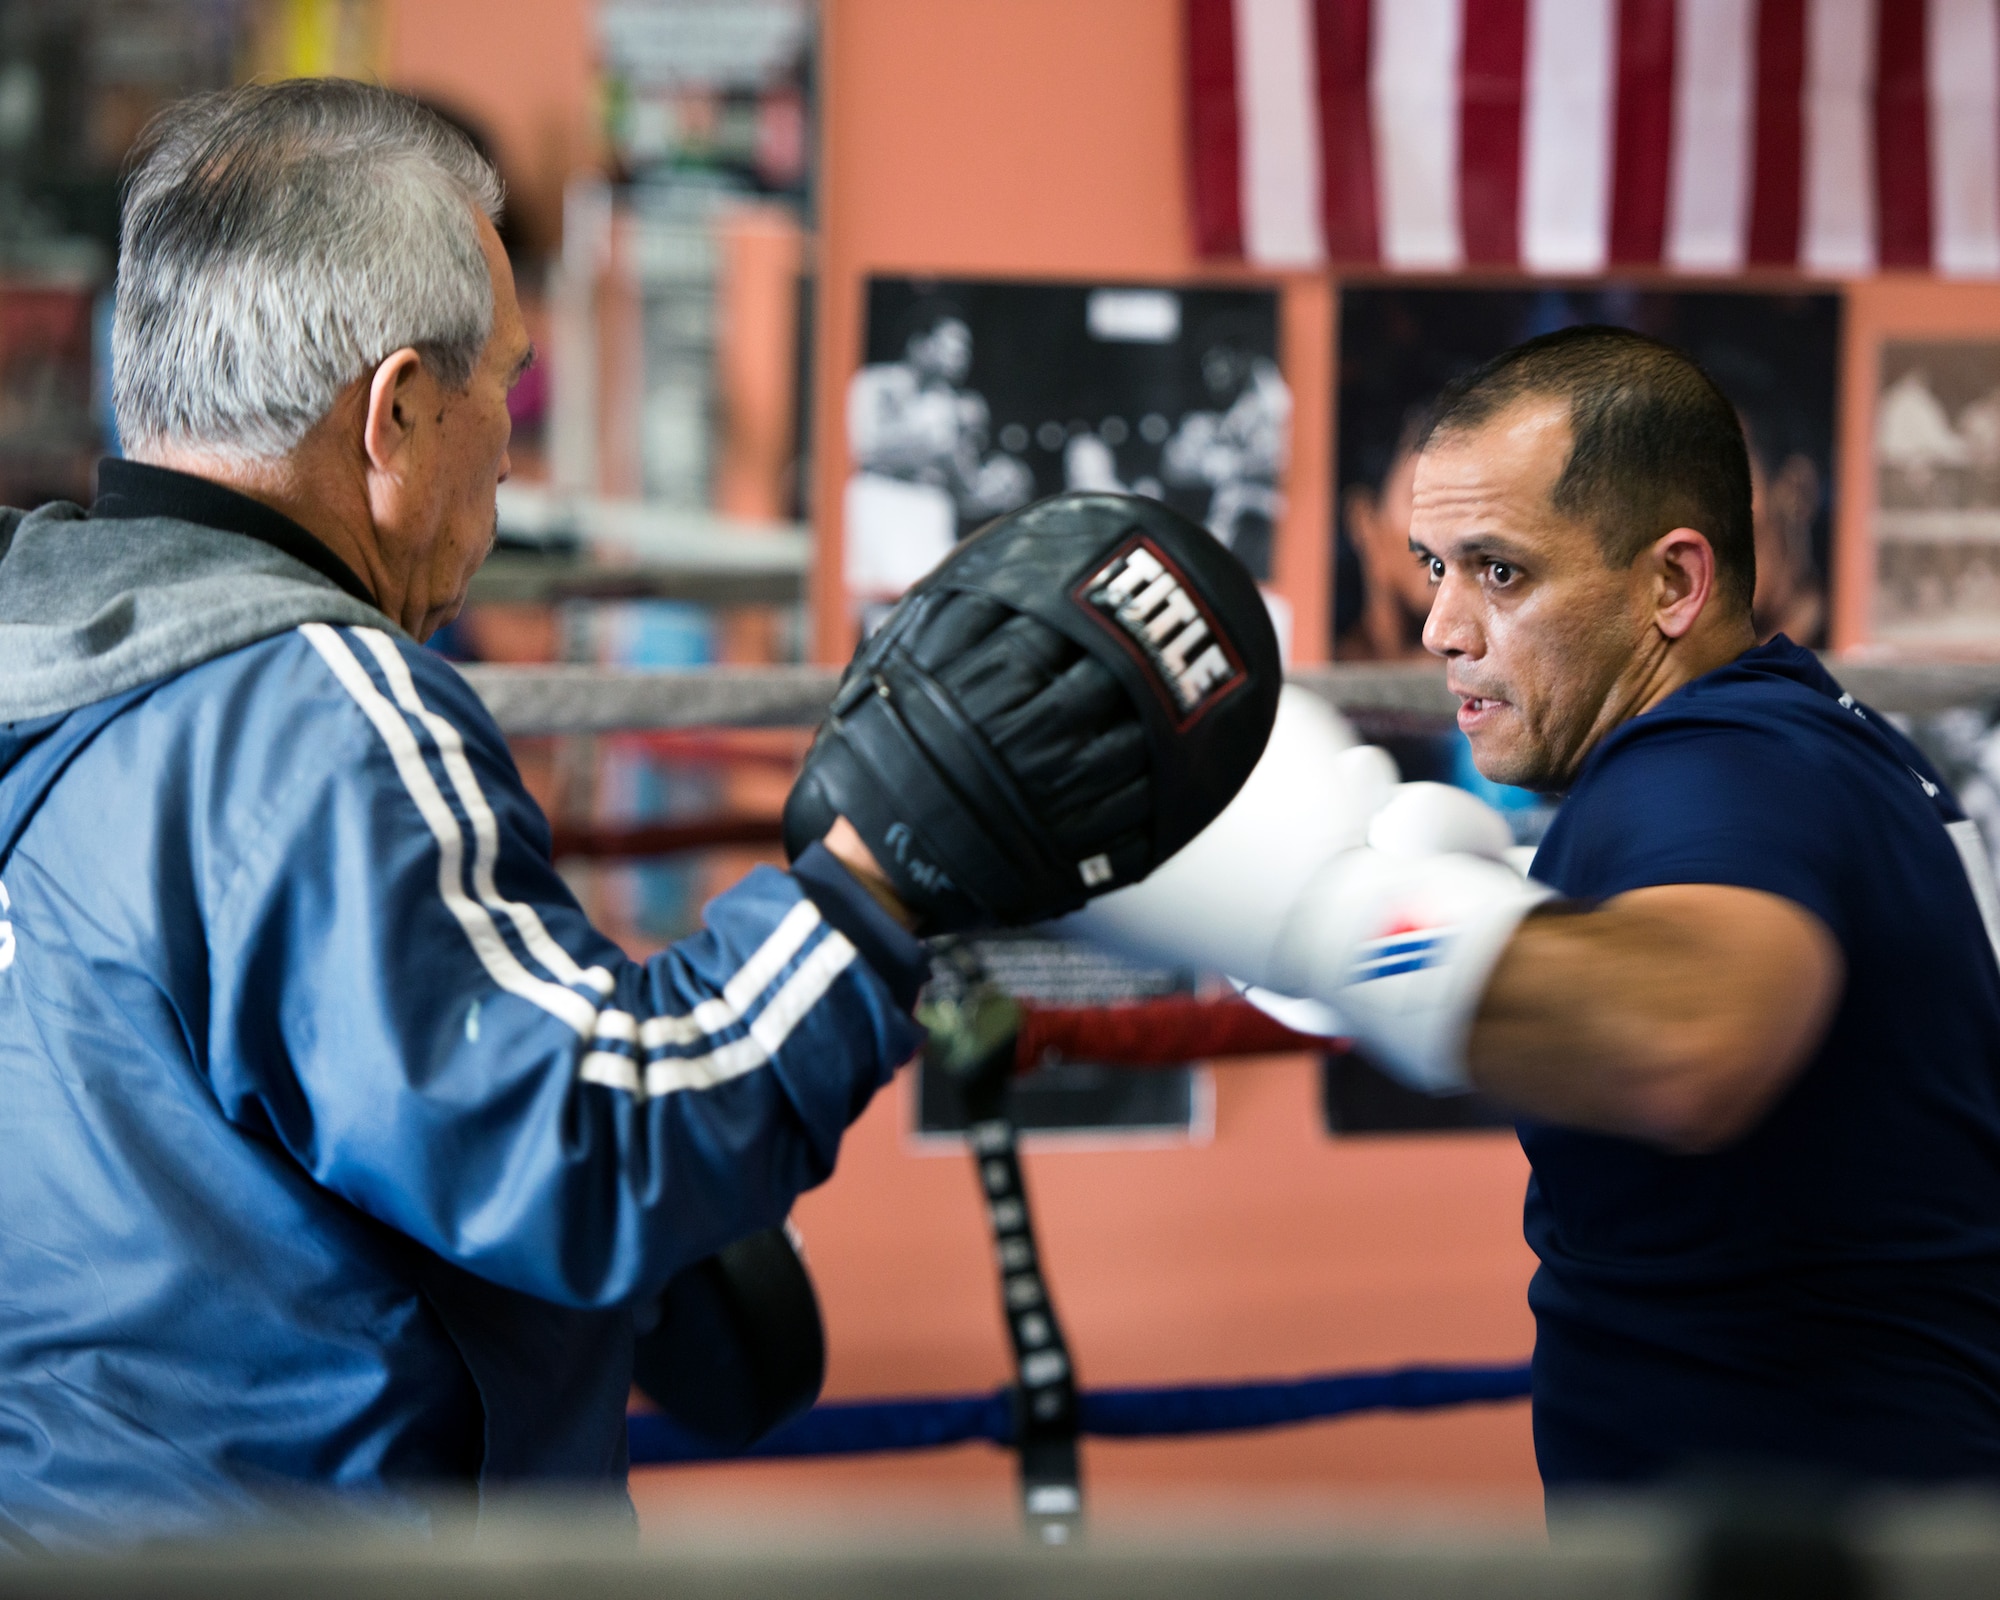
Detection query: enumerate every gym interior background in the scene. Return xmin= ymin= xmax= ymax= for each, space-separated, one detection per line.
xmin=11 ymin=0 xmax=2000 ymax=1542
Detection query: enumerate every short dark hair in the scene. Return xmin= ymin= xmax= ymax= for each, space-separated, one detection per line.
xmin=1418 ymin=326 xmax=1756 ymax=612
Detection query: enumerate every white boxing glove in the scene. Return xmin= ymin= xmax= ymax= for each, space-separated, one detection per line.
xmin=1056 ymin=687 xmax=1395 ymax=979
xmin=1365 ymin=779 xmax=1516 ymax=862
xmin=1266 ymin=847 xmax=1552 ymax=1094
xmin=1235 ymin=779 xmax=1529 ymax=1054
xmin=1062 ymin=700 xmax=1554 ymax=1094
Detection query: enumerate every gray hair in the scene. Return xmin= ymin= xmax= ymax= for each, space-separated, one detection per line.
xmin=112 ymin=79 xmax=505 ymax=462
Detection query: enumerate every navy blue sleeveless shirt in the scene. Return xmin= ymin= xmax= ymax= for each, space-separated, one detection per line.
xmin=1522 ymin=637 xmax=2000 ymax=1487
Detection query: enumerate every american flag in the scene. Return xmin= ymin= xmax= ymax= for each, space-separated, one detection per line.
xmin=1186 ymin=0 xmax=2000 ymax=276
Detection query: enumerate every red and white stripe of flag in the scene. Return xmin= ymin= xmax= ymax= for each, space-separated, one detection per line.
xmin=1187 ymin=0 xmax=2000 ymax=275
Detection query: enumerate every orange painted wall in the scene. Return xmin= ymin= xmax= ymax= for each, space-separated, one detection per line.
xmin=810 ymin=0 xmax=1333 ymax=665
xmin=380 ymin=0 xmax=599 ymax=255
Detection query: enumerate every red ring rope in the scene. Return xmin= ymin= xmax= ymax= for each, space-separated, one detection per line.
xmin=1013 ymin=996 xmax=1338 ymax=1070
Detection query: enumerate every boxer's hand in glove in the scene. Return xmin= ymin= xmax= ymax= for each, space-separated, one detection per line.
xmin=1066 ymin=692 xmax=1554 ymax=1095
xmin=1266 ymin=818 xmax=1553 ymax=1094
xmin=784 ymin=492 xmax=1282 ymax=934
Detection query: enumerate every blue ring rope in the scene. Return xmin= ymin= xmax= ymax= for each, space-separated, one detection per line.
xmin=628 ymin=1360 xmax=1532 ymax=1466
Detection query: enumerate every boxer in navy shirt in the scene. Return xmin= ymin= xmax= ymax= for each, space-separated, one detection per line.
xmin=1408 ymin=328 xmax=2000 ymax=1488
xmin=1522 ymin=638 xmax=2000 ymax=1483
xmin=1086 ymin=324 xmax=2000 ymax=1489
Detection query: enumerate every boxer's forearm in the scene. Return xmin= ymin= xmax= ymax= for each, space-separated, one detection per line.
xmin=1465 ymin=883 xmax=1843 ymax=1152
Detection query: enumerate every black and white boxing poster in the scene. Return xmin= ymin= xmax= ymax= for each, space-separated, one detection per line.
xmin=1875 ymin=339 xmax=2000 ymax=650
xmin=845 ymin=277 xmax=1286 ymax=605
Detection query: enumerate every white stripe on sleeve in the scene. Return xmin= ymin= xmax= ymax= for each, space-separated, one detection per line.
xmin=580 ymin=892 xmax=829 ymax=1099
xmin=1520 ymin=0 xmax=1617 ymax=273
xmin=585 ymin=898 xmax=827 ymax=1061
xmin=352 ymin=628 xmax=616 ymax=999
xmin=307 ymin=625 xmax=854 ymax=1097
xmin=644 ymin=929 xmax=858 ymax=1099
xmin=1802 ymin=0 xmax=1878 ymax=274
xmin=1929 ymin=0 xmax=2000 ymax=276
xmin=1666 ymin=0 xmax=1757 ymax=271
xmin=593 ymin=1010 xmax=639 ymax=1044
xmin=301 ymin=624 xmax=600 ymax=1037
xmin=1370 ymin=0 xmax=1464 ymax=268
xmin=1235 ymin=0 xmax=1328 ymax=267
xmin=580 ymin=1050 xmax=644 ymax=1095
xmin=637 ymin=897 xmax=824 ymax=1051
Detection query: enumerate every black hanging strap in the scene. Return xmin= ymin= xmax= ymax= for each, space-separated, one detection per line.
xmin=921 ymin=955 xmax=1083 ymax=1545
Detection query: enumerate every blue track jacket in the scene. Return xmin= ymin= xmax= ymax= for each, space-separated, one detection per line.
xmin=0 ymin=468 xmax=926 ymax=1547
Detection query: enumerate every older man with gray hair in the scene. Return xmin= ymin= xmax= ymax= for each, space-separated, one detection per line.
xmin=0 ymin=78 xmax=941 ymax=1545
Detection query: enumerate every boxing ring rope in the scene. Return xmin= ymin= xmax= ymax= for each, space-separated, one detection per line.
xmin=462 ymin=657 xmax=2000 ymax=737
xmin=551 ymin=817 xmax=784 ymax=859
xmin=628 ymin=1363 xmax=1534 ymax=1467
xmin=1011 ymin=993 xmax=1324 ymax=1068
xmin=628 ymin=992 xmax=1534 ymax=1474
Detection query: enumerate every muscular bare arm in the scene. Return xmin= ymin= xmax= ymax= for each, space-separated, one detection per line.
xmin=1465 ymin=884 xmax=1844 ymax=1152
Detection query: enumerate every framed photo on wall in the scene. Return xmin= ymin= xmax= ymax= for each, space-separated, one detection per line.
xmin=1832 ymin=282 xmax=2000 ymax=655
xmin=844 ymin=277 xmax=1286 ymax=625
xmin=1825 ymin=279 xmax=2000 ymax=655
xmin=1873 ymin=339 xmax=2000 ymax=650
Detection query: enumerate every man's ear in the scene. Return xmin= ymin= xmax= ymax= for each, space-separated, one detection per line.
xmin=1651 ymin=527 xmax=1718 ymax=641
xmin=363 ymin=347 xmax=428 ymax=474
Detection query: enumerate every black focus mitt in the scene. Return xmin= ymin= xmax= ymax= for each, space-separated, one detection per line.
xmin=631 ymin=1226 xmax=825 ymax=1454
xmin=784 ymin=492 xmax=1282 ymax=933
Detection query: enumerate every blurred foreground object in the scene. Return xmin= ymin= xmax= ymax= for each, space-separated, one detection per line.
xmin=20 ymin=1491 xmax=2000 ymax=1595
xmin=632 ymin=1226 xmax=824 ymax=1455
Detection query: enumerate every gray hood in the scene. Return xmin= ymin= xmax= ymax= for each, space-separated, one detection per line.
xmin=0 ymin=500 xmax=400 ymax=723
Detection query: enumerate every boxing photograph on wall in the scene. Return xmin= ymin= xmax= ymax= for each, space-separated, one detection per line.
xmin=1334 ymin=286 xmax=1842 ymax=662
xmin=1874 ymin=339 xmax=2000 ymax=651
xmin=845 ymin=276 xmax=1286 ymax=616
